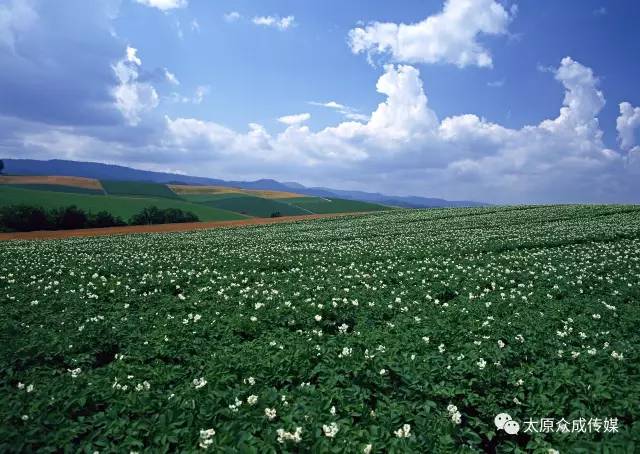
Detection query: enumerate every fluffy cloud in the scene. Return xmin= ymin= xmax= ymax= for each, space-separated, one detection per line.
xmin=162 ymin=72 xmax=439 ymax=165
xmin=0 ymin=0 xmax=38 ymax=52
xmin=310 ymin=101 xmax=369 ymax=122
xmin=112 ymin=46 xmax=159 ymax=126
xmin=164 ymin=69 xmax=180 ymax=85
xmin=348 ymin=0 xmax=512 ymax=67
xmin=9 ymin=57 xmax=637 ymax=203
xmin=301 ymin=65 xmax=439 ymax=151
xmin=1 ymin=0 xmax=637 ymax=204
xmin=539 ymin=57 xmax=605 ymax=138
xmin=429 ymin=57 xmax=625 ymax=202
xmin=366 ymin=64 xmax=438 ymax=139
xmin=224 ymin=12 xmax=241 ymax=23
xmin=617 ymin=102 xmax=640 ymax=152
xmin=278 ymin=113 xmax=311 ymax=125
xmin=149 ymin=58 xmax=635 ymax=203
xmin=166 ymin=117 xmax=236 ymax=150
xmin=135 ymin=0 xmax=187 ymax=11
xmin=252 ymin=15 xmax=296 ymax=31
xmin=0 ymin=0 xmax=123 ymax=126
xmin=126 ymin=46 xmax=142 ymax=66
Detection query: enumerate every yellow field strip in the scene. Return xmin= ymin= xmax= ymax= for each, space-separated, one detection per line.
xmin=0 ymin=175 xmax=104 ymax=191
xmin=168 ymin=184 xmax=306 ymax=199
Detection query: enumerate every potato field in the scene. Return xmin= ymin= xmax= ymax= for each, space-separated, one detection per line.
xmin=1 ymin=206 xmax=639 ymax=452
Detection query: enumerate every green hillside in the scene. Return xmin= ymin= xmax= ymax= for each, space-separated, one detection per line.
xmin=0 ymin=181 xmax=391 ymax=226
xmin=203 ymin=195 xmax=312 ymax=217
xmin=281 ymin=196 xmax=330 ymax=204
xmin=101 ymin=180 xmax=179 ymax=199
xmin=286 ymin=197 xmax=391 ymax=214
xmin=0 ymin=186 xmax=247 ymax=222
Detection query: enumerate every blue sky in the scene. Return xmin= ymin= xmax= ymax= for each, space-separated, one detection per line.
xmin=114 ymin=0 xmax=639 ymax=141
xmin=1 ymin=0 xmax=639 ymax=203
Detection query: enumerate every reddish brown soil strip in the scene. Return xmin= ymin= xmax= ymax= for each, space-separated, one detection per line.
xmin=0 ymin=175 xmax=104 ymax=190
xmin=0 ymin=212 xmax=371 ymax=241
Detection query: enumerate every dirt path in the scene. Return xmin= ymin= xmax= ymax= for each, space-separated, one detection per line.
xmin=0 ymin=212 xmax=371 ymax=241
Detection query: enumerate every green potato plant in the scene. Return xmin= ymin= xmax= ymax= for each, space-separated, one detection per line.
xmin=1 ymin=205 xmax=639 ymax=452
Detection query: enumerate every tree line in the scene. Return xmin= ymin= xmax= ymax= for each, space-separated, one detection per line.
xmin=0 ymin=205 xmax=200 ymax=232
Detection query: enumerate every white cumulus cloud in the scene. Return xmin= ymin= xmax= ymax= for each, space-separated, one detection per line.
xmin=112 ymin=46 xmax=159 ymax=126
xmin=617 ymin=102 xmax=640 ymax=151
xmin=135 ymin=0 xmax=187 ymax=11
xmin=252 ymin=15 xmax=296 ymax=31
xmin=539 ymin=56 xmax=605 ymax=139
xmin=224 ymin=11 xmax=241 ymax=23
xmin=13 ymin=54 xmax=639 ymax=204
xmin=278 ymin=113 xmax=311 ymax=125
xmin=348 ymin=0 xmax=512 ymax=67
xmin=155 ymin=58 xmax=634 ymax=203
xmin=126 ymin=46 xmax=142 ymax=65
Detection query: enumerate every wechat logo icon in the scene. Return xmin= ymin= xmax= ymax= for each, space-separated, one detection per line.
xmin=495 ymin=413 xmax=520 ymax=435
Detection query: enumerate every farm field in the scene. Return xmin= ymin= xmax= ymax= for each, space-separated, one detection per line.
xmin=0 ymin=178 xmax=392 ymax=228
xmin=179 ymin=193 xmax=253 ymax=203
xmin=287 ymin=197 xmax=392 ymax=214
xmin=0 ymin=212 xmax=368 ymax=241
xmin=168 ymin=184 xmax=305 ymax=199
xmin=100 ymin=180 xmax=180 ymax=200
xmin=0 ymin=186 xmax=247 ymax=222
xmin=168 ymin=184 xmax=244 ymax=195
xmin=1 ymin=206 xmax=639 ymax=452
xmin=1 ymin=184 xmax=104 ymax=196
xmin=281 ymin=196 xmax=330 ymax=204
xmin=202 ymin=195 xmax=312 ymax=218
xmin=0 ymin=175 xmax=105 ymax=191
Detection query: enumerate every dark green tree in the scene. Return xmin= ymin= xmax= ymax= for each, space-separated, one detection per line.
xmin=49 ymin=205 xmax=88 ymax=230
xmin=0 ymin=205 xmax=49 ymax=231
xmin=88 ymin=211 xmax=126 ymax=228
xmin=129 ymin=206 xmax=164 ymax=225
xmin=129 ymin=206 xmax=199 ymax=225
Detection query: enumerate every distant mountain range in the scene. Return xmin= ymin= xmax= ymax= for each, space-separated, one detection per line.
xmin=1 ymin=159 xmax=487 ymax=208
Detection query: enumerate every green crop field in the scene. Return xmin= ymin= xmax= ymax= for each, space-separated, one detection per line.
xmin=204 ymin=195 xmax=312 ymax=217
xmin=287 ymin=197 xmax=392 ymax=214
xmin=179 ymin=193 xmax=253 ymax=203
xmin=1 ymin=206 xmax=640 ymax=452
xmin=100 ymin=180 xmax=180 ymax=199
xmin=0 ymin=186 xmax=247 ymax=222
xmin=281 ymin=196 xmax=330 ymax=204
xmin=1 ymin=184 xmax=105 ymax=196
